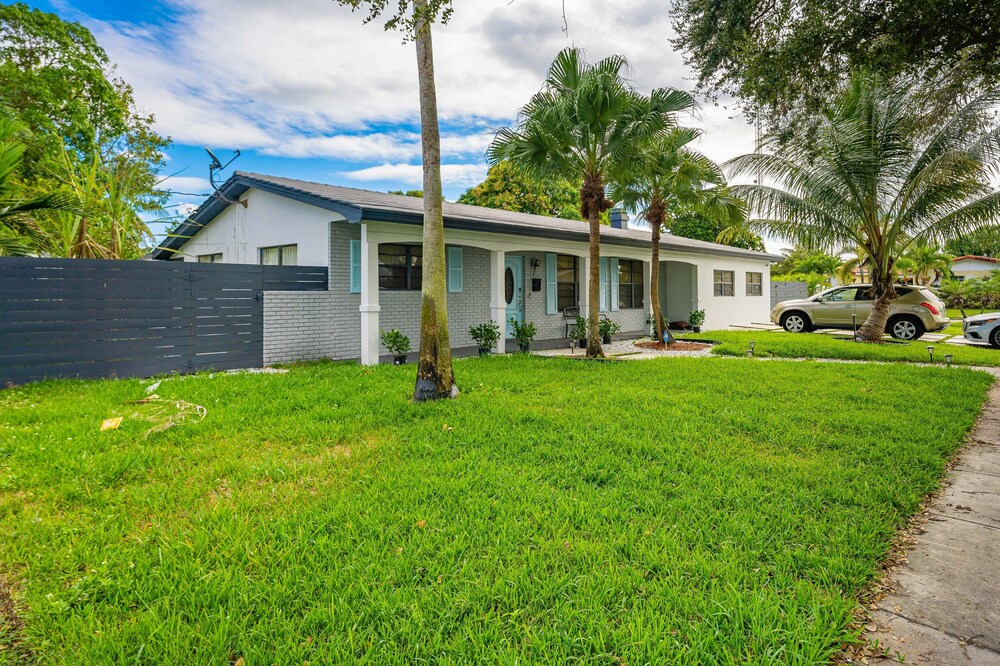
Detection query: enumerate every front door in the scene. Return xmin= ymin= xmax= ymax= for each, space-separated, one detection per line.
xmin=504 ymin=256 xmax=524 ymax=337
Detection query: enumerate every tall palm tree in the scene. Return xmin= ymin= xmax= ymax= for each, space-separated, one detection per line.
xmin=610 ymin=126 xmax=743 ymax=344
xmin=937 ymin=278 xmax=979 ymax=318
xmin=488 ymin=48 xmax=689 ymax=357
xmin=903 ymin=240 xmax=952 ymax=285
xmin=728 ymin=73 xmax=1000 ymax=342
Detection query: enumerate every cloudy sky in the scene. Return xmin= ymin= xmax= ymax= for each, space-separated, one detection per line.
xmin=31 ymin=0 xmax=760 ymax=239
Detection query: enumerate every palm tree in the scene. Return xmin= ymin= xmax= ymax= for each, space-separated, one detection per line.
xmin=903 ymin=240 xmax=952 ymax=285
xmin=937 ymin=278 xmax=979 ymax=318
xmin=793 ymin=251 xmax=841 ymax=277
xmin=610 ymin=126 xmax=743 ymax=344
xmin=728 ymin=73 xmax=1000 ymax=342
xmin=488 ymin=48 xmax=688 ymax=357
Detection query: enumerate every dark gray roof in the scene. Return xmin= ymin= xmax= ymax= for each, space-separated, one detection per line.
xmin=152 ymin=171 xmax=781 ymax=261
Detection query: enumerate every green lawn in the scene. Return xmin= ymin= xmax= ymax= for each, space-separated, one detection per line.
xmin=0 ymin=357 xmax=993 ymax=664
xmin=691 ymin=330 xmax=1000 ymax=366
xmin=947 ymin=307 xmax=989 ymax=320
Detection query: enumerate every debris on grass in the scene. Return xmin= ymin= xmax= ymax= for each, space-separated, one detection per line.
xmin=99 ymin=417 xmax=123 ymax=432
xmin=0 ymin=575 xmax=33 ymax=664
xmin=137 ymin=398 xmax=207 ymax=439
xmin=635 ymin=341 xmax=713 ymax=352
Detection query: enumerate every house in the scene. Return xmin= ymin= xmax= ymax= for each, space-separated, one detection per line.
xmin=151 ymin=172 xmax=780 ymax=365
xmin=951 ymin=255 xmax=998 ymax=282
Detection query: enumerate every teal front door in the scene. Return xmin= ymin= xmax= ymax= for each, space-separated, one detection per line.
xmin=504 ymin=256 xmax=524 ymax=337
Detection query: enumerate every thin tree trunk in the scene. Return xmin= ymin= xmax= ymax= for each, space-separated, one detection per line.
xmin=412 ymin=0 xmax=456 ymax=401
xmin=586 ymin=205 xmax=604 ymax=358
xmin=646 ymin=194 xmax=671 ymax=344
xmin=857 ymin=266 xmax=894 ymax=342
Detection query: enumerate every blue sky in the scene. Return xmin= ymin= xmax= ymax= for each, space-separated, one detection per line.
xmin=29 ymin=0 xmax=758 ymax=243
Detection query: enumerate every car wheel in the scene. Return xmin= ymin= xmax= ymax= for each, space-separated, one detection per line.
xmin=990 ymin=326 xmax=1000 ymax=349
xmin=888 ymin=316 xmax=925 ymax=341
xmin=781 ymin=312 xmax=810 ymax=333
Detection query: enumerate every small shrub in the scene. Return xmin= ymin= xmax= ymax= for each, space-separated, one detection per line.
xmin=569 ymin=316 xmax=588 ymax=341
xmin=599 ymin=319 xmax=621 ymax=338
xmin=688 ymin=310 xmax=706 ymax=330
xmin=379 ymin=329 xmax=410 ymax=356
xmin=469 ymin=321 xmax=502 ymax=352
xmin=509 ymin=319 xmax=537 ymax=351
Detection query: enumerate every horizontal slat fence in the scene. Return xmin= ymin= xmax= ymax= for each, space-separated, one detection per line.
xmin=0 ymin=257 xmax=328 ymax=386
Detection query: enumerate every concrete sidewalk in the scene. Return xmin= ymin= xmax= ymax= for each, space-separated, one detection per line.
xmin=867 ymin=368 xmax=1000 ymax=664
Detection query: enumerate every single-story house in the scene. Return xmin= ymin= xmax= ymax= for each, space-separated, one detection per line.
xmin=951 ymin=255 xmax=998 ymax=282
xmin=151 ymin=172 xmax=780 ymax=365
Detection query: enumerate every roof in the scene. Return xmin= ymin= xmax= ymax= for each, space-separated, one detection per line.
xmin=151 ymin=171 xmax=781 ymax=262
xmin=951 ymin=255 xmax=998 ymax=264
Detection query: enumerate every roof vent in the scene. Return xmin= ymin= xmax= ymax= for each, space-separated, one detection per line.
xmin=609 ymin=208 xmax=629 ymax=230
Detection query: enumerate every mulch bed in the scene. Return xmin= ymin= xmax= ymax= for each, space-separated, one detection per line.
xmin=634 ymin=341 xmax=713 ymax=352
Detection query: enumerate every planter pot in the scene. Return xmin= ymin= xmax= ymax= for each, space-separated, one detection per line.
xmin=393 ymin=355 xmax=407 ymax=365
xmin=578 ymin=338 xmax=588 ymax=349
xmin=602 ymin=335 xmax=612 ymax=344
xmin=478 ymin=348 xmax=490 ymax=357
xmin=693 ymin=326 xmax=702 ymax=333
xmin=518 ymin=342 xmax=531 ymax=353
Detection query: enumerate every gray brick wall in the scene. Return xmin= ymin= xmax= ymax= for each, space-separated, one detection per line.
xmin=771 ymin=281 xmax=808 ymax=309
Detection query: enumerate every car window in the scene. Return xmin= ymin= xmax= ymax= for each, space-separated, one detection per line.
xmin=855 ymin=287 xmax=874 ymax=301
xmin=824 ymin=288 xmax=857 ymax=302
xmin=894 ymin=287 xmax=912 ymax=297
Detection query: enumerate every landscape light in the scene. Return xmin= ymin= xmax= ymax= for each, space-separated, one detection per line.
xmin=926 ymin=345 xmax=935 ymax=363
xmin=945 ymin=354 xmax=953 ymax=367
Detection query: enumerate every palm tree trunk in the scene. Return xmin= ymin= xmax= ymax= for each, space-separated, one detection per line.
xmin=412 ymin=0 xmax=456 ymax=401
xmin=646 ymin=196 xmax=671 ymax=344
xmin=586 ymin=204 xmax=604 ymax=358
xmin=857 ymin=265 xmax=894 ymax=342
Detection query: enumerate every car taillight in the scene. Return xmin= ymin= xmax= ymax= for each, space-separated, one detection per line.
xmin=919 ymin=302 xmax=940 ymax=316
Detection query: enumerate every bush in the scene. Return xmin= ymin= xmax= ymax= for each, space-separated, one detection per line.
xmin=688 ymin=309 xmax=706 ymax=329
xmin=599 ymin=319 xmax=621 ymax=338
xmin=569 ymin=316 xmax=588 ymax=340
xmin=379 ymin=329 xmax=410 ymax=356
xmin=509 ymin=319 xmax=537 ymax=350
xmin=469 ymin=321 xmax=502 ymax=352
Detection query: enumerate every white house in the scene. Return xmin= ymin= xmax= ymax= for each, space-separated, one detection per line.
xmin=951 ymin=255 xmax=998 ymax=282
xmin=152 ymin=172 xmax=779 ymax=365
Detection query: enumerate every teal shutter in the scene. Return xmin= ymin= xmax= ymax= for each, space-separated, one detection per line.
xmin=545 ymin=253 xmax=557 ymax=314
xmin=599 ymin=258 xmax=608 ymax=313
xmin=610 ymin=258 xmax=620 ymax=311
xmin=349 ymin=239 xmax=361 ymax=293
xmin=447 ymin=246 xmax=463 ymax=293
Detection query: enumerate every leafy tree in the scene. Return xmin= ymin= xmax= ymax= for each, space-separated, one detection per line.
xmin=611 ymin=126 xmax=744 ymax=345
xmin=792 ymin=251 xmax=840 ymax=277
xmin=945 ymin=228 xmax=1000 ymax=257
xmin=670 ymin=0 xmax=1000 ymax=137
xmin=0 ymin=4 xmax=168 ymax=193
xmin=903 ymin=241 xmax=952 ymax=285
xmin=336 ymin=0 xmax=456 ymax=400
xmin=388 ymin=189 xmax=423 ymax=197
xmin=489 ymin=48 xmax=687 ymax=357
xmin=457 ymin=161 xmax=581 ymax=220
xmin=666 ymin=206 xmax=763 ymax=252
xmin=728 ymin=73 xmax=1000 ymax=342
xmin=937 ymin=279 xmax=979 ymax=318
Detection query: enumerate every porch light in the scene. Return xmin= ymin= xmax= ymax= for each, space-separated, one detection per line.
xmin=945 ymin=354 xmax=953 ymax=367
xmin=926 ymin=345 xmax=935 ymax=363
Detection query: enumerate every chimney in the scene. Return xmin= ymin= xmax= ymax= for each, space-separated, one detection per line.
xmin=609 ymin=208 xmax=629 ymax=230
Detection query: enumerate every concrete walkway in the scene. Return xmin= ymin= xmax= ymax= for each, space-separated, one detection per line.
xmin=866 ymin=367 xmax=1000 ymax=664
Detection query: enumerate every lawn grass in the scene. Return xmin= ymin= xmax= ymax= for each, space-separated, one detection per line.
xmin=0 ymin=357 xmax=993 ymax=664
xmin=692 ymin=330 xmax=1000 ymax=366
xmin=947 ymin=307 xmax=988 ymax=320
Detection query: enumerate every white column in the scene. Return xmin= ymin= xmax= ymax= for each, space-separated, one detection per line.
xmin=359 ymin=224 xmax=381 ymax=365
xmin=578 ymin=255 xmax=591 ymax=318
xmin=489 ymin=249 xmax=506 ymax=353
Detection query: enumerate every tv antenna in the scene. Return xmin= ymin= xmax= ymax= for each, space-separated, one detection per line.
xmin=205 ymin=148 xmax=246 ymax=206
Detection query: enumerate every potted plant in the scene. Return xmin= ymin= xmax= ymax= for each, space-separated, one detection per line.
xmin=599 ymin=319 xmax=621 ymax=344
xmin=688 ymin=309 xmax=706 ymax=333
xmin=570 ymin=316 xmax=588 ymax=348
xmin=509 ymin=318 xmax=537 ymax=353
xmin=380 ymin=328 xmax=410 ymax=365
xmin=469 ymin=321 xmax=502 ymax=356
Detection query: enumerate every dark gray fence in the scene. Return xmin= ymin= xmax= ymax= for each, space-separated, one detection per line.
xmin=771 ymin=280 xmax=809 ymax=309
xmin=0 ymin=257 xmax=328 ymax=386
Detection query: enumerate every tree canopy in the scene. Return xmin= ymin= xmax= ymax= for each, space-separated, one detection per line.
xmin=670 ymin=0 xmax=1000 ymax=135
xmin=457 ymin=161 xmax=581 ymax=220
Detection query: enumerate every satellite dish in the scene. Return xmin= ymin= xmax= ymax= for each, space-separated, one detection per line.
xmin=205 ymin=148 xmax=223 ymax=171
xmin=204 ymin=147 xmax=244 ymax=206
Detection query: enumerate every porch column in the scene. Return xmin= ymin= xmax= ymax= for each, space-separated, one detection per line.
xmin=489 ymin=249 xmax=506 ymax=353
xmin=359 ymin=224 xmax=381 ymax=365
xmin=578 ymin=255 xmax=591 ymax=318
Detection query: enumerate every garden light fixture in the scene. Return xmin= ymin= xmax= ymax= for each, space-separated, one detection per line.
xmin=926 ymin=345 xmax=934 ymax=363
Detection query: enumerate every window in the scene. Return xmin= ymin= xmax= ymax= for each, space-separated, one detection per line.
xmin=745 ymin=271 xmax=762 ymax=296
xmin=618 ymin=259 xmax=644 ymax=309
xmin=713 ymin=270 xmax=735 ymax=296
xmin=556 ymin=255 xmax=578 ymax=310
xmin=198 ymin=253 xmax=223 ymax=263
xmin=259 ymin=244 xmax=297 ymax=266
xmin=379 ymin=244 xmax=422 ymax=290
xmin=822 ymin=287 xmax=857 ymax=302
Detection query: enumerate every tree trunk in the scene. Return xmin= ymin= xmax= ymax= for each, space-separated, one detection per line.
xmin=857 ymin=264 xmax=895 ymax=342
xmin=412 ymin=0 xmax=456 ymax=401
xmin=586 ymin=205 xmax=604 ymax=358
xmin=646 ymin=195 xmax=672 ymax=344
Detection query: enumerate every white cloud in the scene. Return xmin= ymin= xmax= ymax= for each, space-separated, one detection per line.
xmin=155 ymin=175 xmax=212 ymax=195
xmin=338 ymin=163 xmax=488 ymax=188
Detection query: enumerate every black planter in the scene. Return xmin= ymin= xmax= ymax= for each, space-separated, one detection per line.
xmin=518 ymin=342 xmax=530 ymax=353
xmin=393 ymin=355 xmax=407 ymax=365
xmin=578 ymin=338 xmax=588 ymax=348
xmin=478 ymin=347 xmax=489 ymax=357
xmin=602 ymin=335 xmax=612 ymax=344
xmin=693 ymin=326 xmax=702 ymax=333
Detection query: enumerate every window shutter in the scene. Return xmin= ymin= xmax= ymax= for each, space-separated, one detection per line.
xmin=599 ymin=257 xmax=608 ymax=313
xmin=447 ymin=246 xmax=463 ymax=293
xmin=545 ymin=253 xmax=557 ymax=314
xmin=349 ymin=239 xmax=361 ymax=293
xmin=610 ymin=258 xmax=620 ymax=312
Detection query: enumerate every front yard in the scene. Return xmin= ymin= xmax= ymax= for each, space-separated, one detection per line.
xmin=0 ymin=356 xmax=993 ymax=664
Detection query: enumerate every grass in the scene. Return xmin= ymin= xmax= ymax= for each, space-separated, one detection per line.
xmin=947 ymin=307 xmax=989 ymax=320
xmin=0 ymin=357 xmax=993 ymax=664
xmin=692 ymin=330 xmax=1000 ymax=366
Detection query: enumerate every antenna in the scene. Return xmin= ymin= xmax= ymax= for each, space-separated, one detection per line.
xmin=204 ymin=148 xmax=246 ymax=207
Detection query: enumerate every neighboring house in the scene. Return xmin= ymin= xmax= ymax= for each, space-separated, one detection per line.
xmin=951 ymin=255 xmax=998 ymax=281
xmin=152 ymin=172 xmax=780 ymax=365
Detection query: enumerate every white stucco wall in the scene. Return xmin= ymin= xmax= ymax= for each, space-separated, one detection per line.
xmin=952 ymin=259 xmax=998 ymax=280
xmin=175 ymin=188 xmax=335 ymax=266
xmin=691 ymin=255 xmax=773 ymax=329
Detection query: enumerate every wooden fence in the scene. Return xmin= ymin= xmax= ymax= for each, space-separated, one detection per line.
xmin=0 ymin=257 xmax=328 ymax=386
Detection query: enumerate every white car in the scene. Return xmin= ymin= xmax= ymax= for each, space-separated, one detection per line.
xmin=963 ymin=312 xmax=1000 ymax=348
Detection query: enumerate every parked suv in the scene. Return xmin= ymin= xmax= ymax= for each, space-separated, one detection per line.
xmin=770 ymin=284 xmax=949 ymax=340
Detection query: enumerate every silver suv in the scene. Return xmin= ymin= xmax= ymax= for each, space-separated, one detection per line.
xmin=770 ymin=284 xmax=950 ymax=340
